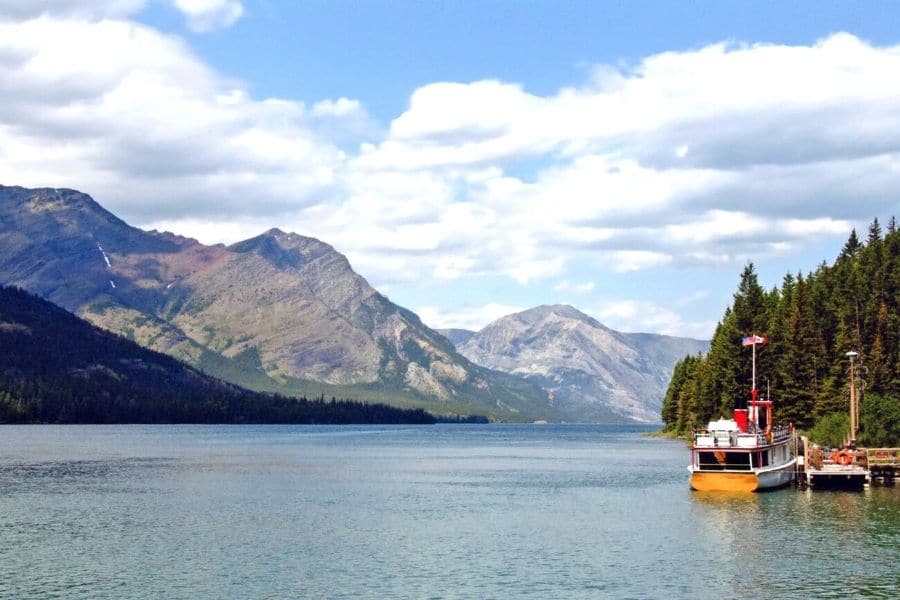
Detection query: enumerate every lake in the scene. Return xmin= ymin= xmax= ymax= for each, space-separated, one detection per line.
xmin=1 ymin=424 xmax=897 ymax=599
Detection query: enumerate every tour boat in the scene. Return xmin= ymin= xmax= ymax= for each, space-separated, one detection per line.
xmin=688 ymin=335 xmax=797 ymax=492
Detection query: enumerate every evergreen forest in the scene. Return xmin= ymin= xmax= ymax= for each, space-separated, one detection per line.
xmin=0 ymin=286 xmax=434 ymax=425
xmin=662 ymin=218 xmax=900 ymax=446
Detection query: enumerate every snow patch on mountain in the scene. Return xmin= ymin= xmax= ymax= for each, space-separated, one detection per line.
xmin=97 ymin=242 xmax=111 ymax=268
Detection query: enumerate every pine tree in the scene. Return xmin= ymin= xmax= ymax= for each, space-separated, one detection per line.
xmin=841 ymin=229 xmax=862 ymax=259
xmin=777 ymin=274 xmax=825 ymax=428
xmin=661 ymin=222 xmax=900 ymax=442
xmin=701 ymin=307 xmax=743 ymax=421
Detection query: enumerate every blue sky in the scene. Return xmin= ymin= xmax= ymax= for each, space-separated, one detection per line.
xmin=2 ymin=1 xmax=899 ymax=338
xmin=173 ymin=1 xmax=900 ymax=120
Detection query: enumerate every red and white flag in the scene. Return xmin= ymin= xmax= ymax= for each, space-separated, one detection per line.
xmin=742 ymin=334 xmax=768 ymax=347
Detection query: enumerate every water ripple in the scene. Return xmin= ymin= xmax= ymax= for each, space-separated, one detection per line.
xmin=0 ymin=424 xmax=897 ymax=599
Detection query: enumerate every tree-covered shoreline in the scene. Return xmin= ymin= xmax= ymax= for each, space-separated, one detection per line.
xmin=0 ymin=286 xmax=435 ymax=425
xmin=662 ymin=218 xmax=899 ymax=446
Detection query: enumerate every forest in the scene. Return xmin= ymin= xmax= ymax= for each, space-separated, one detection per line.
xmin=662 ymin=218 xmax=900 ymax=447
xmin=0 ymin=286 xmax=434 ymax=425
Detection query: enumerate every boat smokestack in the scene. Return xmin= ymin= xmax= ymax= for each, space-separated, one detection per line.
xmin=733 ymin=409 xmax=749 ymax=432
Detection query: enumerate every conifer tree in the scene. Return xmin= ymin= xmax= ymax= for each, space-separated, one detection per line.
xmin=661 ymin=220 xmax=899 ymax=443
xmin=777 ymin=274 xmax=825 ymax=428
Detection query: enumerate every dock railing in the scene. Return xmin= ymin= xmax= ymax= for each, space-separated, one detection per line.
xmin=867 ymin=448 xmax=900 ymax=467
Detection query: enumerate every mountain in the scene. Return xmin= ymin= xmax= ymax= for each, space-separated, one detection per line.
xmin=0 ymin=185 xmax=559 ymax=422
xmin=0 ymin=286 xmax=433 ymax=424
xmin=436 ymin=328 xmax=477 ymax=347
xmin=451 ymin=305 xmax=710 ymax=422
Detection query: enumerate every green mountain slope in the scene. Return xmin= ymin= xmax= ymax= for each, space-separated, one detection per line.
xmin=0 ymin=286 xmax=434 ymax=424
xmin=0 ymin=185 xmax=559 ymax=422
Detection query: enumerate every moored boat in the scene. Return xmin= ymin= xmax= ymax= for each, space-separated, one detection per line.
xmin=688 ymin=335 xmax=797 ymax=492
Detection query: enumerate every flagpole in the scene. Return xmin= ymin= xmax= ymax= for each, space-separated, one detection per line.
xmin=742 ymin=334 xmax=768 ymax=430
xmin=752 ymin=335 xmax=757 ymax=395
xmin=751 ymin=337 xmax=756 ymax=427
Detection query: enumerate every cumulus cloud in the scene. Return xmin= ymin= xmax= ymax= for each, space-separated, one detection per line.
xmin=0 ymin=13 xmax=352 ymax=223
xmin=0 ymin=10 xmax=899 ymax=337
xmin=343 ymin=32 xmax=900 ymax=287
xmin=594 ymin=300 xmax=715 ymax=339
xmin=416 ymin=303 xmax=526 ymax=332
xmin=0 ymin=1 xmax=245 ymax=32
xmin=173 ymin=0 xmax=244 ymax=32
xmin=0 ymin=0 xmax=147 ymax=20
xmin=554 ymin=280 xmax=596 ymax=294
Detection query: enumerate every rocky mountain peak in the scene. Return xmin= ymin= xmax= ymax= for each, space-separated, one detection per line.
xmin=2 ymin=185 xmax=129 ymax=234
xmin=453 ymin=304 xmax=709 ymax=423
xmin=509 ymin=304 xmax=605 ymax=328
xmin=1 ymin=184 xmax=703 ymax=423
xmin=229 ymin=228 xmax=345 ymax=273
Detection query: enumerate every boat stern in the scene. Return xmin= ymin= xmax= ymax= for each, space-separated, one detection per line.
xmin=690 ymin=471 xmax=759 ymax=492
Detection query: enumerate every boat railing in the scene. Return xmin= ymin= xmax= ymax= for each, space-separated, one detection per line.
xmin=770 ymin=425 xmax=792 ymax=442
xmin=694 ymin=424 xmax=793 ymax=448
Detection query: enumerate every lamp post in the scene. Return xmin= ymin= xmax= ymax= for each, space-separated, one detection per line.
xmin=846 ymin=351 xmax=859 ymax=447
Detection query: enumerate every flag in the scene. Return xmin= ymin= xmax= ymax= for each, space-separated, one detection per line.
xmin=742 ymin=335 xmax=768 ymax=347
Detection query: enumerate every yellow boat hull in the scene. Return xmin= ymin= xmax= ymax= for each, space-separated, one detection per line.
xmin=690 ymin=472 xmax=759 ymax=492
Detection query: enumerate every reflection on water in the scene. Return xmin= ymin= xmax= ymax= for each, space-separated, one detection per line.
xmin=691 ymin=490 xmax=762 ymax=506
xmin=0 ymin=425 xmax=897 ymax=599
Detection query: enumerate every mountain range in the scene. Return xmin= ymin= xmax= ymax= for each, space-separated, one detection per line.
xmin=0 ymin=185 xmax=708 ymax=422
xmin=441 ymin=305 xmax=709 ymax=422
xmin=0 ymin=286 xmax=433 ymax=424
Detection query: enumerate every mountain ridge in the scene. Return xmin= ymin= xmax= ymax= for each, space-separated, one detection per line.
xmin=0 ymin=285 xmax=434 ymax=424
xmin=1 ymin=185 xmax=707 ymax=422
xmin=451 ymin=304 xmax=709 ymax=422
xmin=0 ymin=185 xmax=561 ymax=421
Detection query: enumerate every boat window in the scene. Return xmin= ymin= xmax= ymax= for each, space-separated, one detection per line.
xmin=697 ymin=451 xmax=752 ymax=471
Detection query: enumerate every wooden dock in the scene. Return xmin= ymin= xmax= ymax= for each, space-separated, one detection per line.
xmin=866 ymin=448 xmax=900 ymax=484
xmin=798 ymin=438 xmax=898 ymax=490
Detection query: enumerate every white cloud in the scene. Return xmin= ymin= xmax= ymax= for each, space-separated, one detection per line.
xmin=554 ymin=280 xmax=596 ymax=294
xmin=0 ymin=0 xmax=147 ymax=20
xmin=139 ymin=217 xmax=268 ymax=245
xmin=594 ymin=300 xmax=716 ymax=339
xmin=312 ymin=97 xmax=364 ymax=118
xmin=173 ymin=0 xmax=243 ymax=32
xmin=605 ymin=251 xmax=673 ymax=273
xmin=0 ymin=1 xmax=245 ymax=32
xmin=416 ymin=303 xmax=525 ymax=332
xmin=360 ymin=34 xmax=900 ymax=175
xmin=340 ymin=33 xmax=900 ymax=286
xmin=0 ymin=14 xmax=350 ymax=224
xmin=0 ymin=12 xmax=898 ymax=338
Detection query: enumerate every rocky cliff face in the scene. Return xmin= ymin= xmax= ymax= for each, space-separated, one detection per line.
xmin=0 ymin=185 xmax=558 ymax=421
xmin=453 ymin=305 xmax=709 ymax=422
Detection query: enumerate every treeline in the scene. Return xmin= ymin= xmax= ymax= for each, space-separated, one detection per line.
xmin=434 ymin=413 xmax=491 ymax=424
xmin=662 ymin=218 xmax=900 ymax=446
xmin=0 ymin=286 xmax=434 ymax=425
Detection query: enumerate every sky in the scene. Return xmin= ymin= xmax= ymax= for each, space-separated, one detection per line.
xmin=1 ymin=1 xmax=899 ymax=339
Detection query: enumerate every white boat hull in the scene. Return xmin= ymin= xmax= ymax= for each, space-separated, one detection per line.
xmin=755 ymin=458 xmax=797 ymax=489
xmin=690 ymin=457 xmax=796 ymax=492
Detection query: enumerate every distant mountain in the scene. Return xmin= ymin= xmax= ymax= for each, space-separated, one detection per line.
xmin=0 ymin=286 xmax=433 ymax=424
xmin=0 ymin=185 xmax=559 ymax=422
xmin=452 ymin=305 xmax=710 ymax=422
xmin=437 ymin=328 xmax=477 ymax=347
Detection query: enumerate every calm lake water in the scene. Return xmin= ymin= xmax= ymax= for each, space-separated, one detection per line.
xmin=1 ymin=424 xmax=897 ymax=599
